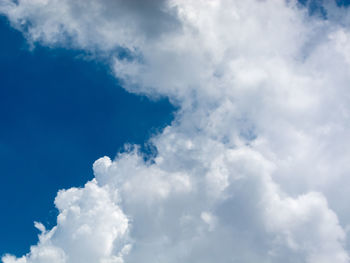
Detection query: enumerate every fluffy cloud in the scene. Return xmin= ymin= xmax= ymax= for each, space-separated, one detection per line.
xmin=3 ymin=181 xmax=130 ymax=263
xmin=2 ymin=0 xmax=350 ymax=262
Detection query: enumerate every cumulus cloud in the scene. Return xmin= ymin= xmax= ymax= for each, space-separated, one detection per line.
xmin=2 ymin=0 xmax=350 ymax=262
xmin=3 ymin=181 xmax=130 ymax=263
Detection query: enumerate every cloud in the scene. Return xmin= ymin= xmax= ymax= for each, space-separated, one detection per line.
xmin=3 ymin=181 xmax=130 ymax=263
xmin=0 ymin=0 xmax=179 ymax=50
xmin=2 ymin=0 xmax=350 ymax=262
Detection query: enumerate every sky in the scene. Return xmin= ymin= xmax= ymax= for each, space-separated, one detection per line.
xmin=2 ymin=0 xmax=350 ymax=263
xmin=0 ymin=16 xmax=175 ymax=256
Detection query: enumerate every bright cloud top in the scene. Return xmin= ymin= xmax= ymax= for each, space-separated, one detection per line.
xmin=2 ymin=0 xmax=350 ymax=262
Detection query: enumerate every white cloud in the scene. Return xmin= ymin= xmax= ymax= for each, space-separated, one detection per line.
xmin=2 ymin=181 xmax=130 ymax=263
xmin=0 ymin=0 xmax=179 ymax=51
xmin=2 ymin=0 xmax=350 ymax=262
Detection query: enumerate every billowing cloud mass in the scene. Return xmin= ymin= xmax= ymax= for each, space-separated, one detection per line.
xmin=2 ymin=0 xmax=350 ymax=262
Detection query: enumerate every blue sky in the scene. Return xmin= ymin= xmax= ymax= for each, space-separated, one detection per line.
xmin=0 ymin=16 xmax=175 ymax=256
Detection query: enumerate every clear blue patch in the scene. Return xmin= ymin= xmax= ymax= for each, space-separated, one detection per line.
xmin=297 ymin=0 xmax=350 ymax=17
xmin=336 ymin=0 xmax=350 ymax=7
xmin=297 ymin=0 xmax=327 ymax=18
xmin=0 ymin=16 xmax=176 ymax=257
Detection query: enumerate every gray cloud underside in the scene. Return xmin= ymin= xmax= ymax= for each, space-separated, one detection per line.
xmin=2 ymin=0 xmax=350 ymax=262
